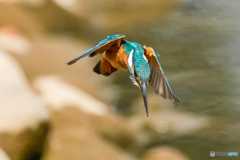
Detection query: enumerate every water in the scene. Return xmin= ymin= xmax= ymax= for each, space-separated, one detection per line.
xmin=105 ymin=0 xmax=240 ymax=159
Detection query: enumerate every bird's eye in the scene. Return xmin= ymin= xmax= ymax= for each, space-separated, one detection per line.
xmin=134 ymin=70 xmax=138 ymax=77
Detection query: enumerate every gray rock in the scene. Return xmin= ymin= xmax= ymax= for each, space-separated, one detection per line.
xmin=33 ymin=75 xmax=108 ymax=116
xmin=0 ymin=50 xmax=49 ymax=133
xmin=0 ymin=50 xmax=50 ymax=160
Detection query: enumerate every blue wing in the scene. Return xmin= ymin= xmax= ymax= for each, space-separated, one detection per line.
xmin=67 ymin=34 xmax=125 ymax=65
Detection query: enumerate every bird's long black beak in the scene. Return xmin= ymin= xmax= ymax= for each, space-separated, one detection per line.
xmin=139 ymin=82 xmax=149 ymax=117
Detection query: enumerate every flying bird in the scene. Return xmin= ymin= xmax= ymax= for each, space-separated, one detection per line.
xmin=67 ymin=34 xmax=179 ymax=117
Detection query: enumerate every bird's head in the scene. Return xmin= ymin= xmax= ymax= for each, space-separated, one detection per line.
xmin=132 ymin=50 xmax=151 ymax=117
xmin=126 ymin=42 xmax=151 ymax=117
xmin=132 ymin=48 xmax=151 ymax=84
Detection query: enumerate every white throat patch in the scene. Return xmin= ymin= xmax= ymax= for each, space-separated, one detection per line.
xmin=128 ymin=49 xmax=134 ymax=67
xmin=143 ymin=54 xmax=148 ymax=62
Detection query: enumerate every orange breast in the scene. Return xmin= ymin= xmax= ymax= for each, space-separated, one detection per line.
xmin=103 ymin=47 xmax=128 ymax=70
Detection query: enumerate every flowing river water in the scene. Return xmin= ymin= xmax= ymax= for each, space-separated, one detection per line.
xmin=106 ymin=0 xmax=240 ymax=159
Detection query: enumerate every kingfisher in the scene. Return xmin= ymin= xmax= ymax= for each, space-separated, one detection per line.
xmin=67 ymin=34 xmax=180 ymax=117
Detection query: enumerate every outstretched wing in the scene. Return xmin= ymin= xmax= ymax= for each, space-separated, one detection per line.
xmin=144 ymin=46 xmax=180 ymax=106
xmin=67 ymin=34 xmax=126 ymax=65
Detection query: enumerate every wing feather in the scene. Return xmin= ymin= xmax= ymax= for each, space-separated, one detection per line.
xmin=67 ymin=34 xmax=125 ymax=65
xmin=144 ymin=46 xmax=180 ymax=106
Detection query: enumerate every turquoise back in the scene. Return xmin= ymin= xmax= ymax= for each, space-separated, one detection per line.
xmin=122 ymin=40 xmax=151 ymax=84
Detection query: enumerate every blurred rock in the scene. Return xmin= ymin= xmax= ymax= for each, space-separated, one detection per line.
xmin=21 ymin=0 xmax=90 ymax=37
xmin=22 ymin=0 xmax=46 ymax=7
xmin=0 ymin=26 xmax=31 ymax=55
xmin=0 ymin=122 xmax=49 ymax=160
xmin=0 ymin=50 xmax=49 ymax=133
xmin=0 ymin=148 xmax=11 ymax=160
xmin=1 ymin=0 xmax=180 ymax=39
xmin=153 ymin=111 xmax=209 ymax=135
xmin=0 ymin=2 xmax=43 ymax=36
xmin=33 ymin=75 xmax=108 ymax=116
xmin=91 ymin=113 xmax=136 ymax=149
xmin=142 ymin=146 xmax=190 ymax=160
xmin=0 ymin=50 xmax=49 ymax=160
xmin=43 ymin=107 xmax=133 ymax=160
xmin=129 ymin=110 xmax=209 ymax=147
xmin=0 ymin=0 xmax=19 ymax=3
xmin=53 ymin=0 xmax=180 ymax=31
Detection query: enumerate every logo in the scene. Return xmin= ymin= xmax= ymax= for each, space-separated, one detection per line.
xmin=210 ymin=151 xmax=215 ymax=157
xmin=210 ymin=151 xmax=238 ymax=157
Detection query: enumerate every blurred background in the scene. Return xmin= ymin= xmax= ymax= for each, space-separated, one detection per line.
xmin=0 ymin=0 xmax=239 ymax=160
